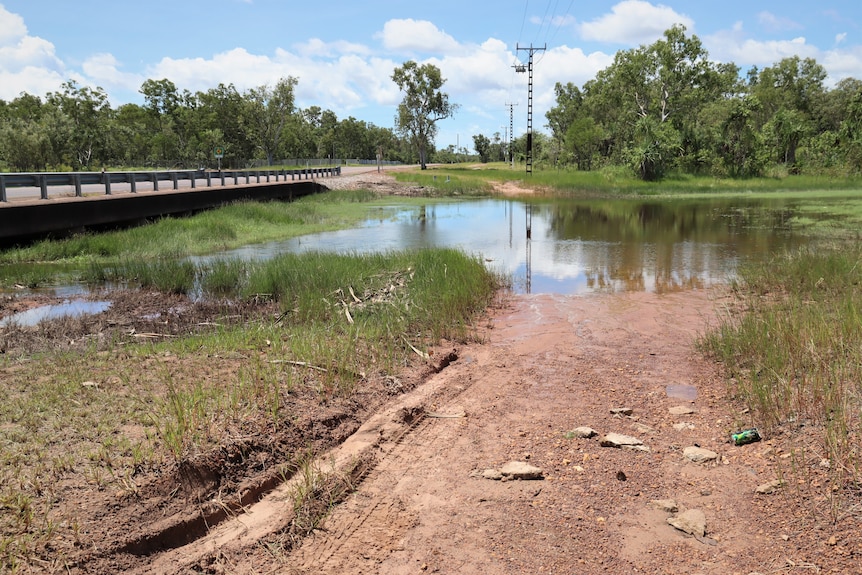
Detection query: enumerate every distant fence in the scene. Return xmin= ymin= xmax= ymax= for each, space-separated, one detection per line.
xmin=0 ymin=167 xmax=341 ymax=202
xmin=248 ymin=159 xmax=403 ymax=169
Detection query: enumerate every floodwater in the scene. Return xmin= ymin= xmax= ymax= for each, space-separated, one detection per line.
xmin=197 ymin=196 xmax=801 ymax=295
xmin=2 ymin=196 xmax=804 ymax=327
xmin=0 ymin=299 xmax=111 ymax=327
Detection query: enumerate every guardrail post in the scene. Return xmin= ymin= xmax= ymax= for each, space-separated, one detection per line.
xmin=190 ymin=171 xmax=196 ymax=189
xmin=206 ymin=172 xmax=212 ymax=187
xmin=150 ymin=173 xmax=157 ymax=191
xmin=220 ymin=172 xmax=226 ymax=186
xmin=103 ymin=172 xmax=111 ymax=195
xmin=233 ymin=172 xmax=239 ymax=185
xmin=129 ymin=173 xmax=137 ymax=194
xmin=0 ymin=175 xmax=6 ymax=202
xmin=40 ymin=175 xmax=49 ymax=199
xmin=337 ymin=166 xmax=341 ymax=176
xmin=74 ymin=174 xmax=82 ymax=197
xmin=171 ymin=173 xmax=179 ymax=190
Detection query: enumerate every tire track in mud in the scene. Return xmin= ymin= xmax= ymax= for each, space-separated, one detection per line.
xmin=121 ymin=343 xmax=490 ymax=574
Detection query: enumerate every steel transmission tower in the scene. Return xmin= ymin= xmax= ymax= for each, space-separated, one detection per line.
xmin=515 ymin=44 xmax=546 ymax=175
xmin=505 ymin=102 xmax=518 ymax=169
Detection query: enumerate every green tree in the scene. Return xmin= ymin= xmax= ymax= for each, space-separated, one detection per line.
xmin=718 ymin=96 xmax=765 ymax=177
xmin=473 ymin=134 xmax=491 ymax=162
xmin=245 ymin=77 xmax=298 ymax=166
xmin=392 ymin=61 xmax=458 ymax=169
xmin=565 ymin=117 xmax=603 ymax=170
xmin=47 ymin=80 xmax=112 ymax=169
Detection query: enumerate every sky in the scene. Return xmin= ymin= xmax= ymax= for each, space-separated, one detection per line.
xmin=1 ymin=1 xmax=860 ymax=154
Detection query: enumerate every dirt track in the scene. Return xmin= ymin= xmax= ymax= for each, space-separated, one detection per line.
xmin=126 ymin=288 xmax=858 ymax=574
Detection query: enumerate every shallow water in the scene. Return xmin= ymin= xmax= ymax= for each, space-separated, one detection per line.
xmin=0 ymin=299 xmax=111 ymax=327
xmin=196 ymin=197 xmax=801 ymax=294
xmin=2 ymin=196 xmax=804 ymax=303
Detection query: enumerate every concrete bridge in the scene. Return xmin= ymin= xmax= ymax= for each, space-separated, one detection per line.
xmin=0 ymin=167 xmax=342 ymax=244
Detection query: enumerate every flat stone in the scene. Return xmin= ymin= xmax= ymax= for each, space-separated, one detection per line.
xmin=499 ymin=461 xmax=543 ymax=480
xmin=672 ymin=422 xmax=695 ymax=431
xmin=482 ymin=468 xmax=503 ymax=480
xmin=650 ymin=499 xmax=679 ymax=513
xmin=667 ymin=508 xmax=707 ymax=537
xmin=610 ymin=407 xmax=633 ymax=416
xmin=755 ymin=479 xmax=785 ymax=494
xmin=683 ymin=446 xmax=719 ymax=463
xmin=631 ymin=422 xmax=658 ymax=435
xmin=570 ymin=426 xmax=597 ymax=438
xmin=669 ymin=406 xmax=696 ymax=416
xmin=600 ymin=433 xmax=644 ymax=448
xmin=622 ymin=444 xmax=651 ymax=453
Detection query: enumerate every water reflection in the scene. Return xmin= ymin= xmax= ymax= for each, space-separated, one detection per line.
xmin=197 ymin=197 xmax=801 ymax=295
xmin=0 ymin=299 xmax=111 ymax=327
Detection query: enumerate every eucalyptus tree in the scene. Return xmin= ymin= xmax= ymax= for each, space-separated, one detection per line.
xmin=750 ymin=56 xmax=827 ymax=168
xmin=840 ymin=87 xmax=862 ymax=171
xmin=392 ymin=61 xmax=458 ymax=169
xmin=473 ymin=134 xmax=491 ymax=162
xmin=581 ymin=25 xmax=736 ymax=179
xmin=46 ymin=80 xmax=112 ymax=169
xmin=245 ymin=77 xmax=298 ymax=166
xmin=197 ymin=83 xmax=254 ymax=166
xmin=111 ymin=103 xmax=153 ymax=167
xmin=140 ymin=78 xmax=184 ymax=165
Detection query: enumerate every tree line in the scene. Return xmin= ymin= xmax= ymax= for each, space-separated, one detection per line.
xmin=478 ymin=25 xmax=862 ymax=180
xmin=0 ymin=76 xmax=414 ymax=172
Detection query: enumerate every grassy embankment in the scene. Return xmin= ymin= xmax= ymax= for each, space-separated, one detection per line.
xmin=0 ymin=186 xmax=503 ymax=569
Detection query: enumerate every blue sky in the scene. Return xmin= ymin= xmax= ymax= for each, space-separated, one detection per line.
xmin=1 ymin=1 xmax=860 ymax=153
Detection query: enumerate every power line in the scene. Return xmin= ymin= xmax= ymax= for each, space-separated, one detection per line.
xmin=515 ymin=43 xmax=546 ymax=175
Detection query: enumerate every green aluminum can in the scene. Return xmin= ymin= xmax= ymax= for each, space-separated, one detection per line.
xmin=732 ymin=428 xmax=761 ymax=446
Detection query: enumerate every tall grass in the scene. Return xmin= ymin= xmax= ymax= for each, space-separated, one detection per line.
xmin=699 ymin=245 xmax=862 ymax=508
xmin=0 ymin=190 xmax=384 ymax=268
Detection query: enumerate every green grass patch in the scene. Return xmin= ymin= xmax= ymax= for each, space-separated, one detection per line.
xmin=0 ymin=247 xmax=504 ymax=569
xmin=699 ymin=245 xmax=862 ymax=511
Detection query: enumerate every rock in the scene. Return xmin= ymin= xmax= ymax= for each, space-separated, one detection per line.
xmin=667 ymin=508 xmax=707 ymax=537
xmin=610 ymin=407 xmax=633 ymax=416
xmin=81 ymin=380 xmax=99 ymax=389
xmin=755 ymin=479 xmax=785 ymax=494
xmin=499 ymin=461 xmax=543 ymax=480
xmin=600 ymin=433 xmax=644 ymax=448
xmin=683 ymin=446 xmax=719 ymax=463
xmin=481 ymin=468 xmax=503 ymax=480
xmin=669 ymin=405 xmax=696 ymax=416
xmin=622 ymin=444 xmax=651 ymax=453
xmin=672 ymin=422 xmax=695 ymax=431
xmin=631 ymin=422 xmax=658 ymax=435
xmin=650 ymin=499 xmax=679 ymax=513
xmin=569 ymin=426 xmax=597 ymax=438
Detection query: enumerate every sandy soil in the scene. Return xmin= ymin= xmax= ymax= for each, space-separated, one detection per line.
xmin=1 ymin=171 xmax=859 ymax=573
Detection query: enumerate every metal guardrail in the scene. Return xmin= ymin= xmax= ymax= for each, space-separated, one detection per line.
xmin=0 ymin=167 xmax=341 ymax=202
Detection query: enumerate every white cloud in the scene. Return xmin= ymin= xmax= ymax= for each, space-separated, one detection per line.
xmin=757 ymin=11 xmax=802 ymax=33
xmin=82 ymin=53 xmax=144 ymax=95
xmin=836 ymin=32 xmax=847 ymax=45
xmin=377 ymin=19 xmax=460 ymax=55
xmin=295 ymin=38 xmax=371 ymax=58
xmin=578 ymin=0 xmax=694 ymax=45
xmin=0 ymin=4 xmax=26 ymax=44
xmin=0 ymin=4 xmax=66 ymax=98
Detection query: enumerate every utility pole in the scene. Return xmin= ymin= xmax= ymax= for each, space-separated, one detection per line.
xmin=505 ymin=102 xmax=518 ymax=169
xmin=514 ymin=44 xmax=546 ymax=175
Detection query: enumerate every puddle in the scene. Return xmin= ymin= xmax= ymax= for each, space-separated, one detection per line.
xmin=666 ymin=384 xmax=697 ymax=401
xmin=0 ymin=300 xmax=111 ymax=327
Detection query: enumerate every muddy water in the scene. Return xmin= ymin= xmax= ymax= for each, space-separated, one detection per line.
xmin=201 ymin=196 xmax=801 ymax=294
